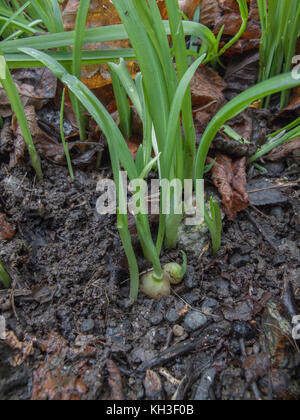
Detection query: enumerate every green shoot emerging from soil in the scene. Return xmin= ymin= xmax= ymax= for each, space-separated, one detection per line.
xmin=257 ymin=0 xmax=300 ymax=108
xmin=0 ymin=262 xmax=11 ymax=289
xmin=1 ymin=0 xmax=300 ymax=301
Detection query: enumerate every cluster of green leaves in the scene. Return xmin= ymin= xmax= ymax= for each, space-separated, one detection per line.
xmin=0 ymin=0 xmax=65 ymax=40
xmin=258 ymin=0 xmax=300 ymax=108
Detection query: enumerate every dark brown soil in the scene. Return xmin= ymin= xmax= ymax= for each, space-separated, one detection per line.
xmin=0 ymin=157 xmax=299 ymax=400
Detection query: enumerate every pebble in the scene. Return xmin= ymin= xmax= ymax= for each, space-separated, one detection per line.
xmin=214 ymin=279 xmax=230 ymax=299
xmin=201 ymin=298 xmax=219 ymax=316
xmin=173 ymin=324 xmax=185 ymax=337
xmin=80 ymin=318 xmax=95 ymax=334
xmin=184 ymin=311 xmax=208 ymax=331
xmin=149 ymin=312 xmax=163 ymax=326
xmin=165 ymin=308 xmax=180 ymax=323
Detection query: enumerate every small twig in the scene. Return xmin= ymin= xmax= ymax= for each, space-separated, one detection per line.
xmin=248 ymin=177 xmax=299 ymax=193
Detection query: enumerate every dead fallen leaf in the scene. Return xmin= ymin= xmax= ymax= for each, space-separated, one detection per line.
xmin=244 ymin=352 xmax=271 ymax=384
xmin=192 ymin=66 xmax=227 ymax=130
xmin=107 ymin=359 xmax=124 ymax=400
xmin=32 ymin=331 xmax=92 ymax=400
xmin=214 ymin=13 xmax=261 ymax=40
xmin=0 ymin=213 xmax=15 ymax=240
xmin=209 ymin=154 xmax=250 ymax=220
xmin=266 ymin=138 xmax=300 ymax=161
xmin=4 ymin=331 xmax=35 ymax=367
xmin=224 ymin=53 xmax=259 ymax=100
xmin=144 ymin=369 xmax=163 ymax=399
xmin=11 ymin=106 xmax=73 ymax=166
xmin=222 ymin=298 xmax=254 ymax=322
xmin=62 ymin=0 xmax=137 ymax=89
xmin=0 ymin=68 xmax=57 ymax=118
xmin=179 ymin=0 xmax=221 ymax=27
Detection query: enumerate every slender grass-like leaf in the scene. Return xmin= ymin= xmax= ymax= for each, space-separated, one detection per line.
xmin=109 ymin=64 xmax=131 ymax=139
xmin=70 ymin=0 xmax=91 ymax=141
xmin=0 ymin=262 xmax=11 ymax=289
xmin=218 ymin=0 xmax=248 ymax=57
xmin=0 ymin=1 xmax=31 ymax=37
xmin=195 ymin=72 xmax=300 ymax=180
xmin=60 ymin=88 xmax=74 ymax=181
xmin=248 ymin=119 xmax=300 ymax=164
xmin=5 ymin=49 xmax=136 ymax=69
xmin=205 ymin=198 xmax=222 ymax=254
xmin=1 ymin=21 xmax=217 ymax=56
xmin=108 ymin=58 xmax=143 ymax=120
xmin=0 ymin=49 xmax=42 ymax=179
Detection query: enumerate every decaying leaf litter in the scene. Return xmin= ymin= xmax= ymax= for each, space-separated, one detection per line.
xmin=0 ymin=0 xmax=300 ymax=400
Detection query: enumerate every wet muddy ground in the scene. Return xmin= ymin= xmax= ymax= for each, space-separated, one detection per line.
xmin=0 ymin=156 xmax=299 ymax=400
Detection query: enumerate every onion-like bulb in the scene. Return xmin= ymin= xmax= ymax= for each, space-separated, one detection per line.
xmin=140 ymin=271 xmax=171 ymax=299
xmin=140 ymin=252 xmax=187 ymax=298
xmin=163 ymin=251 xmax=187 ymax=285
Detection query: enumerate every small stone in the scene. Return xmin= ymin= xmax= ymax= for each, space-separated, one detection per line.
xmin=80 ymin=319 xmax=95 ymax=334
xmin=165 ymin=308 xmax=180 ymax=323
xmin=184 ymin=311 xmax=208 ymax=331
xmin=173 ymin=324 xmax=185 ymax=337
xmin=214 ymin=279 xmax=230 ymax=299
xmin=201 ymin=298 xmax=219 ymax=316
xmin=149 ymin=312 xmax=163 ymax=326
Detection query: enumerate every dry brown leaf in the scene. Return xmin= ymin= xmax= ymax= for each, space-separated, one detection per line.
xmin=0 ymin=213 xmax=15 ymax=240
xmin=210 ymin=154 xmax=250 ymax=220
xmin=4 ymin=331 xmax=35 ymax=367
xmin=179 ymin=0 xmax=221 ymax=26
xmin=144 ymin=369 xmax=163 ymax=399
xmin=32 ymin=331 xmax=91 ymax=400
xmin=0 ymin=68 xmax=57 ymax=118
xmin=107 ymin=359 xmax=124 ymax=400
xmin=62 ymin=0 xmax=137 ymax=89
xmin=266 ymin=138 xmax=300 ymax=161
xmin=244 ymin=352 xmax=271 ymax=384
xmin=11 ymin=106 xmax=71 ymax=166
xmin=61 ymin=0 xmax=203 ymax=92
xmin=215 ymin=13 xmax=260 ymax=39
xmin=192 ymin=66 xmax=227 ymax=130
xmin=214 ymin=0 xmax=260 ymax=55
xmin=224 ymin=53 xmax=260 ymax=99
